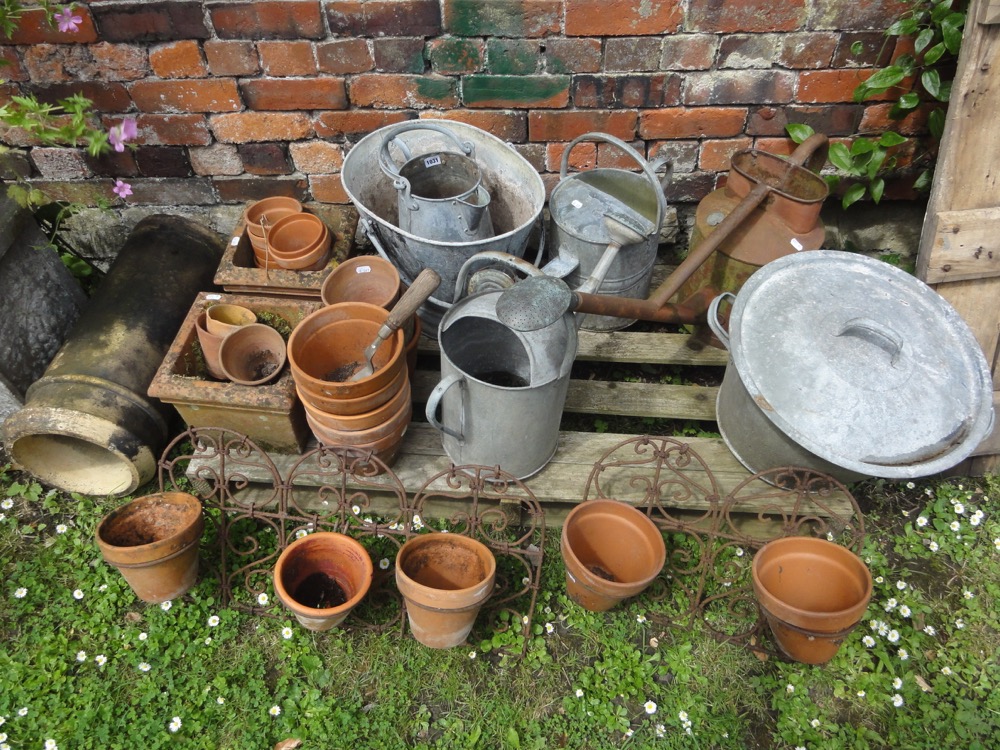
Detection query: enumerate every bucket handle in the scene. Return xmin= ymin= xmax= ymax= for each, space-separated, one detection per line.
xmin=707 ymin=292 xmax=736 ymax=350
xmin=378 ymin=121 xmax=477 ymax=179
xmin=559 ymin=132 xmax=670 ymax=233
xmin=836 ymin=318 xmax=904 ymax=366
xmin=425 ymin=373 xmax=465 ymax=441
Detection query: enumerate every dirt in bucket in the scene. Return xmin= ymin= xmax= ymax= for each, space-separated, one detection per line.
xmin=587 ymin=564 xmax=616 ymax=582
xmin=246 ymin=351 xmax=280 ymax=381
xmin=324 ymin=362 xmax=360 ymax=382
xmin=294 ymin=571 xmax=348 ymax=609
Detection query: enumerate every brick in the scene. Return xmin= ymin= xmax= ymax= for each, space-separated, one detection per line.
xmin=309 ymin=174 xmax=350 ymax=203
xmin=859 ymin=102 xmax=932 ymax=136
xmin=314 ymin=110 xmax=415 ymax=139
xmin=29 ymin=179 xmax=123 ymax=205
xmin=639 ymin=107 xmax=748 ymax=139
xmin=512 ymin=142 xmax=545 ymax=171
xmin=130 ymin=79 xmax=242 ymax=113
xmin=149 ymin=41 xmax=207 ymax=78
xmin=126 ymin=177 xmax=217 ymax=206
xmin=259 ymin=41 xmax=318 ymax=76
xmin=88 ymin=43 xmax=150 ymax=81
xmin=84 ymin=148 xmax=139 ymax=177
xmin=238 ymin=143 xmax=292 ymax=175
xmin=596 ymin=140 xmax=656 ymax=170
xmin=647 ymin=140 xmax=700 ymax=173
xmin=572 ymin=74 xmax=681 ymax=109
xmin=134 ymin=146 xmax=192 ymax=177
xmin=213 ymin=176 xmax=309 ymax=204
xmin=241 ymin=79 xmax=347 ymax=111
xmin=463 ymin=75 xmax=568 ymax=109
xmin=0 ymin=150 xmax=32 ymax=180
xmin=660 ymin=35 xmax=719 ymax=71
xmin=486 ymin=39 xmax=540 ymax=75
xmin=750 ymin=137 xmax=799 ymax=158
xmin=426 ymin=38 xmax=484 ymax=74
xmin=544 ymin=38 xmax=601 ymax=75
xmin=190 ymin=143 xmax=244 ymax=176
xmin=688 ymin=0 xmax=805 ymax=33
xmin=833 ymin=31 xmax=894 ymax=68
xmin=718 ymin=35 xmax=780 ymax=70
xmin=798 ymin=69 xmax=895 ymax=104
xmin=317 ymin=40 xmax=374 ymax=75
xmin=698 ymin=137 xmax=753 ymax=171
xmin=30 ymin=147 xmax=92 ymax=179
xmin=210 ymin=112 xmax=314 ymax=143
xmin=528 ymin=110 xmax=637 ymax=142
xmin=374 ymin=38 xmax=426 ymax=74
xmin=809 ymin=0 xmax=911 ymax=31
xmin=423 ymin=110 xmax=527 ymax=142
xmin=209 ymin=1 xmax=325 ymax=40
xmin=3 ymin=7 xmax=98 ymax=44
xmin=683 ymin=71 xmax=795 ymax=105
xmin=545 ymin=141 xmax=596 ymax=172
xmin=566 ymin=0 xmax=682 ymax=36
xmin=605 ymin=38 xmax=662 ymax=73
xmin=0 ymin=47 xmax=27 ymax=81
xmin=134 ymin=114 xmax=212 ymax=146
xmin=664 ymin=171 xmax=718 ymax=202
xmin=290 ymin=140 xmax=345 ymax=173
xmin=778 ymin=32 xmax=839 ymax=69
xmin=444 ymin=0 xmax=559 ymax=38
xmin=349 ymin=74 xmax=458 ymax=109
xmin=328 ymin=0 xmax=442 ymax=37
xmin=204 ymin=40 xmax=260 ymax=76
xmin=25 ymin=82 xmax=132 ymax=113
xmin=89 ymin=2 xmax=210 ymax=43
xmin=747 ymin=104 xmax=862 ymax=137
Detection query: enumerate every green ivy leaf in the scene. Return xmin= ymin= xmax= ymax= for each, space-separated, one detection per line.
xmin=941 ymin=12 xmax=965 ymax=54
xmin=895 ymin=92 xmax=921 ymax=111
xmin=929 ymin=108 xmax=947 ymax=138
xmin=784 ymin=122 xmax=815 ymax=143
xmin=913 ymin=168 xmax=933 ymax=191
xmin=923 ymin=41 xmax=946 ymax=66
xmin=850 ymin=138 xmax=877 ymax=156
xmin=887 ymin=17 xmax=919 ymax=36
xmin=828 ymin=142 xmax=854 ymax=172
xmin=864 ymin=66 xmax=907 ymax=93
xmin=851 ymin=40 xmax=865 ymax=56
xmin=931 ymin=0 xmax=954 ymax=23
xmin=870 ymin=177 xmax=885 ymax=204
xmin=914 ymin=27 xmax=936 ymax=54
xmin=842 ymin=183 xmax=867 ymax=209
xmin=878 ymin=131 xmax=908 ymax=148
xmin=922 ymin=69 xmax=943 ymax=99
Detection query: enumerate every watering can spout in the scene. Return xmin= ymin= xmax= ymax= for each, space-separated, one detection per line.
xmin=455 ymin=185 xmax=492 ymax=235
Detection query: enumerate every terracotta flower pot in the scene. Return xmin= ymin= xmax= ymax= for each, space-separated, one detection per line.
xmin=96 ymin=491 xmax=204 ymax=603
xmin=218 ymin=323 xmax=287 ymax=386
xmin=294 ymin=365 xmax=408 ymax=416
xmin=205 ymin=303 xmax=256 ymax=337
xmin=194 ymin=311 xmax=227 ymax=380
xmin=266 ymin=213 xmax=329 ymax=256
xmin=320 ymin=255 xmax=401 ymax=309
xmin=404 ymin=314 xmax=422 ymax=382
xmin=273 ymin=532 xmax=373 ymax=631
xmin=560 ymin=500 xmax=666 ymax=612
xmin=287 ymin=302 xmax=405 ymax=400
xmin=300 ymin=376 xmax=411 ymax=431
xmin=244 ymin=196 xmax=303 ymax=236
xmin=752 ymin=536 xmax=873 ymax=664
xmin=396 ymin=533 xmax=496 ymax=648
xmin=305 ymin=396 xmax=412 ymax=445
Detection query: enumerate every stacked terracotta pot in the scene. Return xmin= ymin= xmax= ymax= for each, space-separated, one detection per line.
xmin=287 ymin=302 xmax=411 ymax=469
xmin=194 ymin=303 xmax=286 ymax=386
xmin=244 ymin=197 xmax=332 ymax=271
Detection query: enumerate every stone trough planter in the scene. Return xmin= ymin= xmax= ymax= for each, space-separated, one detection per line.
xmin=212 ymin=206 xmax=357 ymax=298
xmin=147 ymin=292 xmax=320 ymax=453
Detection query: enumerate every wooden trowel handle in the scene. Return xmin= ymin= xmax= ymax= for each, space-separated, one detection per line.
xmin=384 ymin=268 xmax=441 ymax=333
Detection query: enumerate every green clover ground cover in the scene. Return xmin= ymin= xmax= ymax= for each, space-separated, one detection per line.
xmin=1 ymin=467 xmax=998 ymax=749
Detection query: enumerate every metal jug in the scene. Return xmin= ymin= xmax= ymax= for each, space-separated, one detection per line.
xmin=378 ymin=122 xmax=494 ymax=243
xmin=425 ymin=289 xmax=577 ymax=480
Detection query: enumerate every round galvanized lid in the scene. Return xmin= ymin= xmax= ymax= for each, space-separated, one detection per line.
xmin=727 ymin=250 xmax=994 ymax=477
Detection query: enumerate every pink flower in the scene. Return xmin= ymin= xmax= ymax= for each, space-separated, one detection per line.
xmin=54 ymin=6 xmax=83 ymax=33
xmin=108 ymin=118 xmax=137 ymax=153
xmin=112 ymin=179 xmax=132 ymax=199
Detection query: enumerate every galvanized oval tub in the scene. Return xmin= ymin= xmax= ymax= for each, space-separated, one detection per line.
xmin=342 ymin=120 xmax=545 ymax=333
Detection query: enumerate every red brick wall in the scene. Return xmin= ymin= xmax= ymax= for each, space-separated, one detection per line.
xmin=0 ymin=0 xmax=916 ymax=209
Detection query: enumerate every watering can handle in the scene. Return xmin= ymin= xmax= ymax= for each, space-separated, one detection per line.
xmin=377 ymin=122 xmax=477 ymax=178
xmin=425 ymin=373 xmax=465 ymax=441
xmin=707 ymin=292 xmax=736 ymax=350
xmin=559 ymin=132 xmax=668 ymax=233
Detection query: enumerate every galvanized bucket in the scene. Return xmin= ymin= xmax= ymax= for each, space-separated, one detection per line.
xmin=547 ymin=132 xmax=670 ymax=331
xmin=425 ymin=289 xmax=577 ymax=480
xmin=378 ymin=122 xmax=493 ymax=243
xmin=708 ymin=250 xmax=995 ymax=484
xmin=342 ymin=120 xmax=546 ymax=333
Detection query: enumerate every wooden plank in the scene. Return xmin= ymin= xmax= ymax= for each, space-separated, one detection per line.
xmin=921 ymin=207 xmax=1000 ymax=284
xmin=981 ymin=0 xmax=1000 ymax=23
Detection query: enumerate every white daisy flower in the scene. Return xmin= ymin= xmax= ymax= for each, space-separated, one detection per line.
xmin=282 ymin=627 xmax=294 ymax=640
xmin=73 ymin=589 xmax=84 ymax=600
xmin=257 ymin=593 xmax=269 ymax=606
xmin=13 ymin=587 xmax=26 ymax=599
xmin=168 ymin=716 xmax=182 ymax=733
xmin=207 ymin=615 xmax=220 ymax=627
xmin=916 ymin=516 xmax=928 ymax=527
xmin=268 ymin=705 xmax=281 ymax=717
xmin=160 ymin=600 xmax=172 ymax=611
xmin=95 ymin=654 xmax=107 ymax=666
xmin=644 ymin=700 xmax=657 ymax=715
xmin=892 ymin=694 xmax=904 ymax=707
xmin=575 ymin=688 xmax=584 ymax=698
xmin=75 ymin=650 xmax=86 ymax=662
xmin=56 ymin=524 xmax=68 ymax=534
xmin=379 ymin=558 xmax=390 ymax=570
xmin=138 ymin=662 xmax=151 ymax=672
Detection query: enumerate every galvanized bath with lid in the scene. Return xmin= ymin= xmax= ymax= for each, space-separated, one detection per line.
xmin=709 ymin=250 xmax=994 ymax=483
xmin=425 ymin=289 xmax=577 ymax=480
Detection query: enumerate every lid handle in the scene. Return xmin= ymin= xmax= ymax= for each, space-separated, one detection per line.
xmin=837 ymin=318 xmax=904 ymax=366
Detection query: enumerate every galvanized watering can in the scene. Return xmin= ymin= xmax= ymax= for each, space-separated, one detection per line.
xmin=425 ymin=288 xmax=577 ymax=480
xmin=378 ymin=122 xmax=494 ymax=243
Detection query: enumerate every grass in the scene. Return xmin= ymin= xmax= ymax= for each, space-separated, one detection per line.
xmin=1 ymin=467 xmax=999 ymax=749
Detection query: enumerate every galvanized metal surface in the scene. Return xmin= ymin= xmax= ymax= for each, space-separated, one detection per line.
xmin=342 ymin=119 xmax=545 ymax=321
xmin=713 ymin=250 xmax=995 ymax=480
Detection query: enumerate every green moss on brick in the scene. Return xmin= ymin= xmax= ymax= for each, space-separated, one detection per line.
xmin=486 ymin=39 xmax=538 ymax=75
xmin=447 ymin=0 xmax=525 ymax=37
xmin=415 ymin=76 xmax=459 ymax=101
xmin=427 ymin=37 xmax=483 ymax=73
xmin=462 ymin=75 xmax=568 ymax=106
